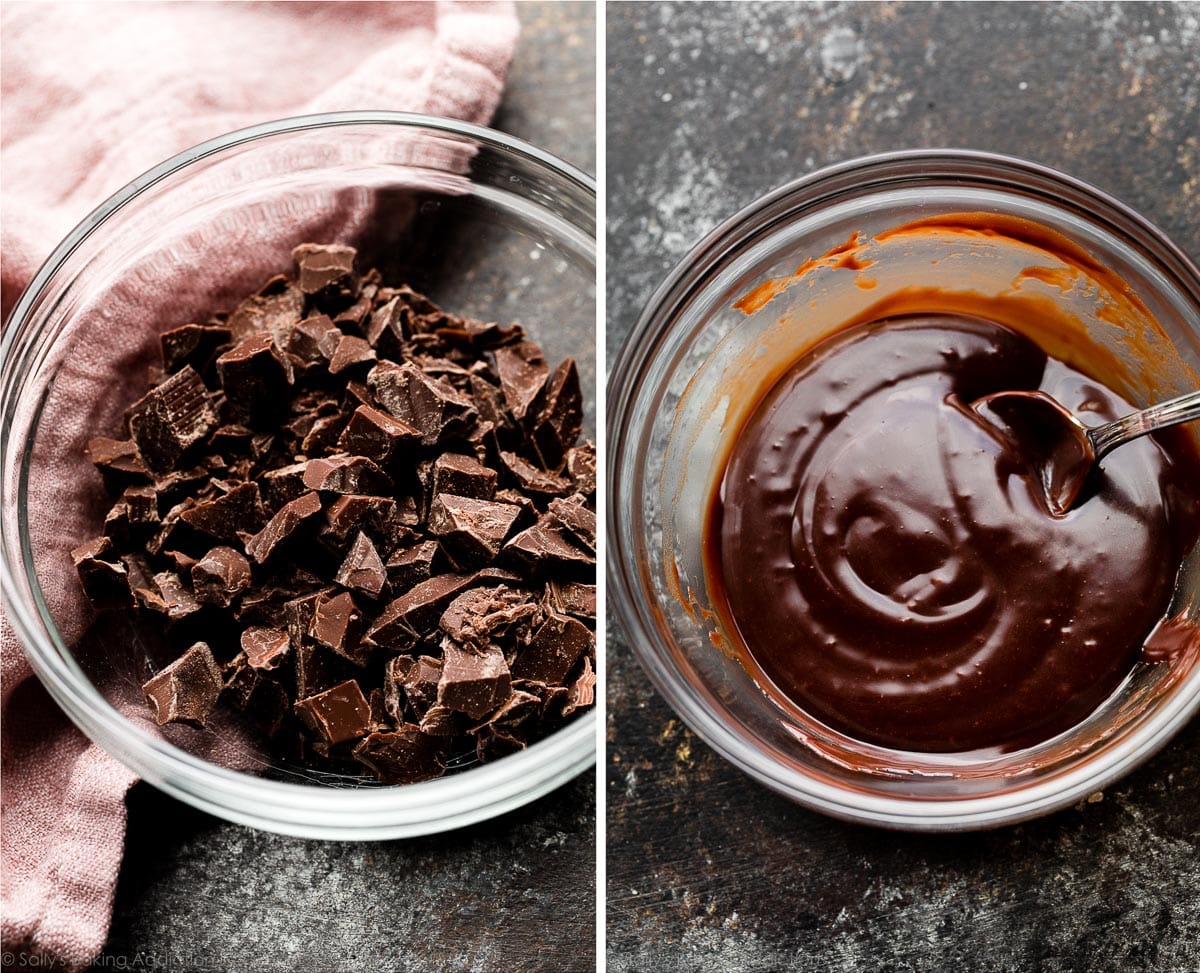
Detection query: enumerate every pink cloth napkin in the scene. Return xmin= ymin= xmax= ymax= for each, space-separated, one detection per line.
xmin=0 ymin=2 xmax=518 ymax=968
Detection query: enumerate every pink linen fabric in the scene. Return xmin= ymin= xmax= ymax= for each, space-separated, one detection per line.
xmin=0 ymin=2 xmax=518 ymax=969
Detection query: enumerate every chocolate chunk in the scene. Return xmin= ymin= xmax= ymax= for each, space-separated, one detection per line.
xmin=368 ymin=573 xmax=478 ymax=649
xmin=385 ymin=540 xmax=440 ymax=590
xmin=500 ymin=451 xmax=572 ymax=496
xmin=71 ymin=536 xmax=130 ymax=607
xmin=337 ymin=405 xmax=419 ymax=464
xmin=87 ymin=437 xmax=150 ymax=489
xmin=122 ymin=485 xmax=160 ymax=525
xmin=328 ymin=335 xmax=376 ymax=375
xmin=308 ymin=590 xmax=364 ymax=663
xmin=494 ymin=341 xmax=549 ymax=421
xmin=366 ymin=688 xmax=392 ymax=733
xmin=161 ymin=323 xmax=233 ymax=376
xmin=151 ymin=571 xmax=202 ymax=621
xmin=180 ymin=482 xmax=265 ymax=542
xmin=302 ymin=454 xmax=392 ymax=496
xmin=335 ymin=293 xmax=373 ymax=333
xmin=260 ymin=461 xmax=309 ymax=511
xmin=432 ymin=453 xmax=497 ymax=501
xmin=546 ymin=580 xmax=596 ymax=621
xmin=294 ymin=679 xmax=371 ymax=745
xmin=438 ymin=641 xmax=512 ymax=719
xmin=127 ymin=366 xmax=218 ymax=474
xmin=562 ymin=656 xmax=596 ymax=717
xmin=322 ymin=495 xmax=396 ymax=545
xmin=293 ymin=638 xmax=347 ymax=702
xmin=419 ymin=703 xmax=465 ymax=737
xmin=292 ymin=243 xmax=358 ymax=299
xmin=503 ymin=517 xmax=593 ymax=572
xmin=242 ymin=626 xmax=290 ymax=670
xmin=352 ymin=727 xmax=446 ymax=784
xmin=224 ymin=661 xmax=290 ymax=735
xmin=227 ymin=276 xmax=304 ymax=342
xmin=511 ymin=613 xmax=593 ymax=684
xmin=547 ymin=498 xmax=596 ymax=552
xmin=367 ymin=361 xmax=478 ymax=447
xmin=191 ymin=546 xmax=252 ymax=607
xmin=566 ymin=442 xmax=597 ymax=497
xmin=142 ymin=642 xmax=223 ymax=727
xmin=533 ymin=359 xmax=584 ymax=466
xmin=335 ymin=532 xmax=387 ymax=598
xmin=216 ymin=333 xmax=294 ymax=424
xmin=439 ymin=585 xmax=538 ymax=650
xmin=244 ymin=491 xmax=322 ymax=563
xmin=383 ymin=654 xmax=444 ymax=721
xmin=286 ymin=314 xmax=342 ymax=363
xmin=472 ymin=690 xmax=541 ymax=762
xmin=365 ymin=295 xmax=406 ymax=348
xmin=428 ymin=494 xmax=521 ymax=564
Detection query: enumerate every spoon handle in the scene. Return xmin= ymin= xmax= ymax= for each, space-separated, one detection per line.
xmin=1090 ymin=389 xmax=1200 ymax=461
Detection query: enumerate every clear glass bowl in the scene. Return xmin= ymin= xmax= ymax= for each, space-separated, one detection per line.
xmin=2 ymin=112 xmax=596 ymax=840
xmin=608 ymin=150 xmax=1200 ymax=831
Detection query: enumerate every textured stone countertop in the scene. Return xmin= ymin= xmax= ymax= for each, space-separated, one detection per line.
xmin=607 ymin=3 xmax=1199 ymax=971
xmin=91 ymin=4 xmax=596 ymax=972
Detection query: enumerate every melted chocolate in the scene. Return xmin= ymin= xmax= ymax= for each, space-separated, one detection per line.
xmin=706 ymin=314 xmax=1200 ymax=753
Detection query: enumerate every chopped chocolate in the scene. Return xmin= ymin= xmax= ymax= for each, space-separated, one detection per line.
xmin=244 ymin=491 xmax=322 ymax=563
xmin=438 ymin=641 xmax=512 ymax=719
xmin=432 ymin=453 xmax=497 ymax=500
xmin=385 ymin=540 xmax=440 ymax=590
xmin=180 ymin=482 xmax=265 ymax=542
xmin=428 ymin=494 xmax=521 ymax=564
xmin=335 ymin=531 xmax=387 ymax=598
xmin=242 ymin=626 xmax=290 ymax=670
xmin=500 ymin=450 xmax=572 ymax=496
xmin=353 ymin=727 xmax=446 ymax=784
xmin=191 ymin=546 xmax=252 ymax=607
xmin=302 ymin=454 xmax=392 ymax=496
xmin=548 ymin=497 xmax=596 ymax=552
xmin=533 ymin=359 xmax=584 ymax=466
xmin=337 ymin=404 xmax=418 ymax=464
xmin=367 ymin=361 xmax=478 ymax=447
xmin=160 ymin=323 xmax=233 ymax=376
xmin=294 ymin=679 xmax=371 ymax=745
xmin=511 ymin=613 xmax=593 ymax=684
xmin=74 ymin=244 xmax=593 ymax=786
xmin=494 ymin=341 xmax=549 ymax=421
xmin=71 ymin=536 xmax=130 ymax=607
xmin=292 ymin=243 xmax=358 ymax=299
xmin=126 ymin=366 xmax=218 ymax=474
xmin=142 ymin=642 xmax=223 ymax=726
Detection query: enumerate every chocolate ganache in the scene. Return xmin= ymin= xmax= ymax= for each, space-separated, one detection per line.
xmin=705 ymin=314 xmax=1200 ymax=753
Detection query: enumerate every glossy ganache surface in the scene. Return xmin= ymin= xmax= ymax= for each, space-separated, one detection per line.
xmin=707 ymin=314 xmax=1200 ymax=752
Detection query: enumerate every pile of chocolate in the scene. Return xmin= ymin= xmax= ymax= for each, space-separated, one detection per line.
xmin=71 ymin=244 xmax=596 ymax=784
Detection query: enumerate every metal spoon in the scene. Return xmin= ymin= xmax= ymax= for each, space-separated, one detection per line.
xmin=973 ymin=387 xmax=1200 ymax=515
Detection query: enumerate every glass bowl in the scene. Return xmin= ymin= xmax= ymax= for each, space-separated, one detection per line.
xmin=2 ymin=112 xmax=596 ymax=840
xmin=608 ymin=149 xmax=1200 ymax=831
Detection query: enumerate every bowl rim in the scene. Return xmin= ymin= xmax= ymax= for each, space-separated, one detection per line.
xmin=1 ymin=110 xmax=597 ymax=835
xmin=607 ymin=147 xmax=1200 ymax=831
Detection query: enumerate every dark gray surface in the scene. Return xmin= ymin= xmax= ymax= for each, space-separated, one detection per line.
xmin=93 ymin=5 xmax=596 ymax=972
xmin=607 ymin=3 xmax=1200 ymax=972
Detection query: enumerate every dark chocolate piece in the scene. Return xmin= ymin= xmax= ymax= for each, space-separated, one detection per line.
xmin=546 ymin=580 xmax=597 ymax=621
xmin=224 ymin=659 xmax=290 ymax=735
xmin=260 ymin=461 xmax=309 ymax=511
xmin=335 ymin=531 xmax=387 ymax=598
xmin=367 ymin=573 xmax=477 ymax=649
xmin=126 ymin=366 xmax=218 ymax=474
xmin=385 ymin=540 xmax=440 ymax=590
xmin=432 ymin=453 xmax=497 ymax=500
xmin=562 ymin=656 xmax=596 ymax=717
xmin=87 ymin=437 xmax=150 ymax=488
xmin=337 ymin=405 xmax=418 ymax=464
xmin=503 ymin=516 xmax=593 ymax=572
xmin=438 ymin=641 xmax=512 ymax=719
xmin=142 ymin=642 xmax=223 ymax=726
xmin=180 ymin=482 xmax=265 ymax=542
xmin=244 ymin=491 xmax=322 ymax=563
xmin=500 ymin=450 xmax=572 ymax=496
xmin=511 ymin=613 xmax=593 ymax=684
xmin=191 ymin=546 xmax=252 ymax=607
xmin=242 ymin=626 xmax=290 ymax=670
xmin=322 ymin=495 xmax=397 ymax=545
xmin=71 ymin=536 xmax=131 ymax=607
xmin=533 ymin=359 xmax=584 ymax=466
xmin=308 ymin=590 xmax=364 ymax=663
xmin=302 ymin=455 xmax=392 ymax=496
xmin=328 ymin=335 xmax=376 ymax=375
xmin=292 ymin=243 xmax=358 ymax=299
xmin=367 ymin=361 xmax=478 ymax=447
xmin=294 ymin=679 xmax=371 ymax=745
xmin=352 ymin=727 xmax=446 ymax=784
xmin=216 ymin=333 xmax=294 ymax=423
xmin=566 ymin=442 xmax=597 ymax=497
xmin=439 ymin=585 xmax=538 ymax=651
xmin=494 ymin=341 xmax=549 ymax=421
xmin=383 ymin=654 xmax=443 ymax=721
xmin=428 ymin=494 xmax=521 ymax=564
xmin=151 ymin=571 xmax=202 ymax=622
xmin=300 ymin=414 xmax=348 ymax=456
xmin=161 ymin=323 xmax=233 ymax=376
xmin=286 ymin=314 xmax=342 ymax=363
xmin=226 ymin=276 xmax=304 ymax=342
xmin=547 ymin=497 xmax=596 ymax=552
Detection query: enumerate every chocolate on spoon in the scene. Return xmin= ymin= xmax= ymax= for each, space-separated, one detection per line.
xmin=974 ymin=387 xmax=1200 ymax=514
